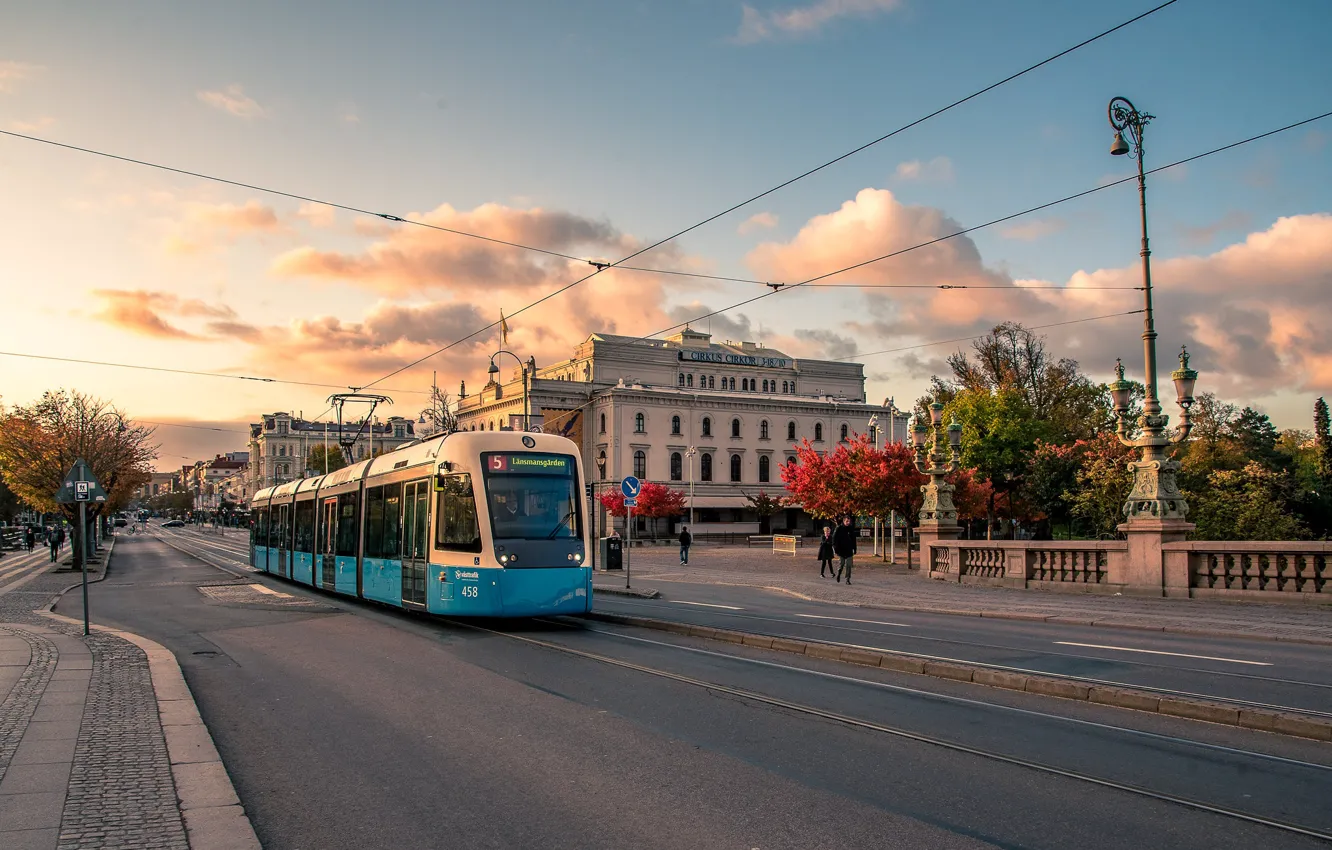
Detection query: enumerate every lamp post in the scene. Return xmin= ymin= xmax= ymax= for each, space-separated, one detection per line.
xmin=885 ymin=397 xmax=900 ymax=562
xmin=487 ymin=349 xmax=530 ymax=431
xmin=685 ymin=446 xmax=697 ymax=527
xmin=910 ymin=402 xmax=963 ymax=555
xmin=867 ymin=414 xmax=881 ymax=556
xmin=1105 ymin=97 xmax=1199 ymax=528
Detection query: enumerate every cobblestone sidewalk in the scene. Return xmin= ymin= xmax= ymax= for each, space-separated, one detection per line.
xmin=0 ymin=537 xmax=259 ymax=850
xmin=596 ymin=545 xmax=1332 ymax=645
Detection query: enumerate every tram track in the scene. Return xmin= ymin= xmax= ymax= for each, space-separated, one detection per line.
xmin=463 ymin=616 xmax=1332 ymax=845
xmin=598 ymin=598 xmax=1332 ymax=720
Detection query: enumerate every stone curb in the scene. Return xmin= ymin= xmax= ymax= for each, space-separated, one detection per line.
xmin=592 ymin=583 xmax=661 ymax=599
xmin=583 ymin=611 xmax=1332 ymax=743
xmin=43 ymin=532 xmax=263 ymax=849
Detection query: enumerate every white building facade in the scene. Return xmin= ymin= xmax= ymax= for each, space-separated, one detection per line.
xmin=246 ymin=412 xmax=417 ymax=491
xmin=455 ymin=329 xmax=909 ymax=535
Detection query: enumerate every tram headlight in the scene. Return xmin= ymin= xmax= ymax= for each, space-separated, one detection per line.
xmin=500 ymin=554 xmax=509 ymax=564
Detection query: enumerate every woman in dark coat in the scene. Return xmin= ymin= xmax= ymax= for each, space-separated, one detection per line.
xmin=816 ymin=526 xmax=835 ymax=577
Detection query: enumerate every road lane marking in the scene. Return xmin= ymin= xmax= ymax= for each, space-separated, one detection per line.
xmin=1054 ymin=641 xmax=1272 ymax=666
xmin=249 ymin=583 xmax=292 ymax=598
xmin=796 ymin=614 xmax=911 ymax=628
xmin=671 ymin=601 xmax=743 ymax=610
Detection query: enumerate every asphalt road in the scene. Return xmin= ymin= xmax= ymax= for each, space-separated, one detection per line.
xmin=590 ymin=578 xmax=1332 ymax=717
xmin=58 ymin=531 xmax=1332 ymax=849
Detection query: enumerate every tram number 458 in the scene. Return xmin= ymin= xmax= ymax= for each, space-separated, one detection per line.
xmin=461 ymin=586 xmax=479 ymax=598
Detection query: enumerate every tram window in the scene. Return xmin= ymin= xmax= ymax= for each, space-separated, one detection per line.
xmin=482 ymin=453 xmax=581 ymax=543
xmin=256 ymin=507 xmax=269 ymax=544
xmin=435 ymin=474 xmax=482 ymax=552
xmin=383 ymin=490 xmax=401 ymax=557
xmin=335 ymin=493 xmax=358 ymax=557
xmin=294 ymin=501 xmax=315 ymax=554
xmin=364 ymin=487 xmax=385 ymax=557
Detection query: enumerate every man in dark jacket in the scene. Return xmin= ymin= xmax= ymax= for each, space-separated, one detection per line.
xmin=678 ymin=526 xmax=692 ymax=565
xmin=831 ymin=516 xmax=858 ymax=584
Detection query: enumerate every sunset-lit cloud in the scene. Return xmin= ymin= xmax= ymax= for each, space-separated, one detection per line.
xmin=0 ymin=60 xmax=42 ymax=93
xmin=196 ymin=84 xmax=267 ymax=119
xmin=296 ymin=202 xmax=337 ymax=228
xmin=894 ymin=156 xmax=954 ymax=183
xmin=738 ymin=211 xmax=779 ymax=234
xmin=91 ymin=290 xmax=237 ymax=340
xmin=734 ymin=0 xmax=902 ymax=43
xmin=165 ymin=199 xmax=287 ymax=254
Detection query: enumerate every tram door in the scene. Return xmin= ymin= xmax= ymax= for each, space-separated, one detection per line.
xmin=400 ymin=480 xmax=429 ymax=607
xmin=276 ymin=504 xmax=290 ymax=579
xmin=320 ymin=497 xmax=337 ymax=589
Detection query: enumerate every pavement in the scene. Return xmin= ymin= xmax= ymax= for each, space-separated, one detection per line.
xmin=592 ymin=543 xmax=1332 ymax=645
xmin=0 ymin=537 xmax=259 ymax=850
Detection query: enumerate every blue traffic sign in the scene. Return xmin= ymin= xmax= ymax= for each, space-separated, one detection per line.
xmin=620 ymin=476 xmax=641 ymax=499
xmin=624 ymin=497 xmax=637 ymax=509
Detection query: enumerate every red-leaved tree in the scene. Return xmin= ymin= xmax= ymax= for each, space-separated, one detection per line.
xmin=598 ymin=481 xmax=687 ymax=536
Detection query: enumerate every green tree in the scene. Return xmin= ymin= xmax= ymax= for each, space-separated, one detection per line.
xmin=305 ymin=444 xmax=348 ymax=476
xmin=744 ymin=490 xmax=784 ymax=534
xmin=1190 ymin=462 xmax=1309 ymax=541
xmin=945 ymin=387 xmax=1052 ymax=538
xmin=1066 ymin=433 xmax=1136 ymax=538
xmin=1315 ymin=397 xmax=1331 ymax=480
xmin=1028 ymin=441 xmax=1081 ymax=538
xmin=1228 ymin=406 xmax=1283 ymax=469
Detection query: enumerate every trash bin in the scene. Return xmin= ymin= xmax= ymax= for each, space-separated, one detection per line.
xmin=600 ymin=536 xmax=623 ymax=570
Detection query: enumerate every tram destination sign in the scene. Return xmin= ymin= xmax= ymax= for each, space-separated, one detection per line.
xmin=485 ymin=453 xmax=574 ymax=475
xmin=677 ymin=350 xmax=789 ymax=369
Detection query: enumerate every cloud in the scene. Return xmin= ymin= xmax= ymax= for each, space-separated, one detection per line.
xmin=793 ymin=328 xmax=858 ymax=360
xmin=1000 ymin=218 xmax=1066 ymax=242
xmin=746 ymin=185 xmax=1332 ymax=397
xmin=91 ymin=290 xmax=237 ymax=340
xmin=733 ymin=0 xmax=902 ymax=43
xmin=296 ymin=202 xmax=337 ymax=229
xmin=1176 ymin=211 xmax=1252 ymax=248
xmin=738 ymin=212 xmax=779 ymax=234
xmin=894 ymin=156 xmax=954 ymax=183
xmin=196 ymin=84 xmax=267 ymax=119
xmin=270 ymin=201 xmax=638 ymax=297
xmin=667 ymin=303 xmax=754 ymax=343
xmin=165 ymin=199 xmax=287 ymax=254
xmin=5 ymin=115 xmax=55 ymax=133
xmin=0 ymin=61 xmax=41 ymax=93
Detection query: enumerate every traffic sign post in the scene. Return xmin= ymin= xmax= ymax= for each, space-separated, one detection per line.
xmin=620 ymin=477 xmax=641 ymax=589
xmin=55 ymin=458 xmax=108 ymax=636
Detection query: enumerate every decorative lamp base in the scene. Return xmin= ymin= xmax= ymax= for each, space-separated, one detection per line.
xmin=1122 ymin=457 xmax=1189 ymax=523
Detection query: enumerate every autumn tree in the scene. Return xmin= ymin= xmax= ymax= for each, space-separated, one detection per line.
xmin=1190 ymin=462 xmax=1309 ymax=541
xmin=598 ymin=481 xmax=687 ymax=536
xmin=0 ymin=390 xmax=155 ymax=558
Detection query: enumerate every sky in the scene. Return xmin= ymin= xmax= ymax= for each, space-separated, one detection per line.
xmin=2 ymin=0 xmax=1330 ymax=469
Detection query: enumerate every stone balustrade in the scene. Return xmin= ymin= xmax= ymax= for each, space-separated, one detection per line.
xmin=924 ymin=538 xmax=1331 ymax=602
xmin=1162 ymin=541 xmax=1330 ymax=602
xmin=928 ymin=540 xmax=1128 ymax=592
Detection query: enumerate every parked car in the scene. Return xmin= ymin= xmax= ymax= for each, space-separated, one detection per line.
xmin=162 ymin=519 xmax=185 ymax=528
xmin=113 ymin=517 xmax=128 ymax=528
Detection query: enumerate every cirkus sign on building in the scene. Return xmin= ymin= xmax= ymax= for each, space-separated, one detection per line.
xmin=677 ymin=350 xmax=790 ymax=368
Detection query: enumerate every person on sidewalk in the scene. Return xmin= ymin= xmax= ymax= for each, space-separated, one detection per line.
xmin=678 ymin=525 xmax=692 ymax=565
xmin=24 ymin=526 xmax=35 ymax=552
xmin=817 ymin=526 xmax=835 ymax=577
xmin=57 ymin=526 xmax=66 ymax=557
xmin=832 ymin=516 xmax=858 ymax=584
xmin=48 ymin=527 xmax=60 ymax=562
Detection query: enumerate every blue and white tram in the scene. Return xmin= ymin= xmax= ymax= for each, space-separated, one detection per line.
xmin=248 ymin=430 xmax=592 ymax=617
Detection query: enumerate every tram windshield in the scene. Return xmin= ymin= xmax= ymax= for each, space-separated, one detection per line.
xmin=481 ymin=452 xmax=582 ymax=541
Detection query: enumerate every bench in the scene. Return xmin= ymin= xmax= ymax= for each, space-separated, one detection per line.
xmin=747 ymin=535 xmax=774 ymax=547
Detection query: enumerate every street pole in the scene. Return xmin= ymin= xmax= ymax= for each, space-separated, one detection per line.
xmin=625 ymin=507 xmax=632 ymax=589
xmin=79 ymin=500 xmax=89 ymax=636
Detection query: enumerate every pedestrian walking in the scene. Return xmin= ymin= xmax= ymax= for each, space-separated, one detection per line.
xmin=831 ymin=516 xmax=858 ymax=584
xmin=678 ymin=526 xmax=692 ymax=565
xmin=57 ymin=526 xmax=66 ymax=557
xmin=47 ymin=528 xmax=59 ymax=563
xmin=24 ymin=526 xmax=35 ymax=552
xmin=816 ymin=526 xmax=835 ymax=577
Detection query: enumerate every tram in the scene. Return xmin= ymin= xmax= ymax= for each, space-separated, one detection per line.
xmin=249 ymin=430 xmax=592 ymax=617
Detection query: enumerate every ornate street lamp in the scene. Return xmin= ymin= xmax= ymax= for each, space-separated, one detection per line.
xmin=911 ymin=403 xmax=963 ymax=543
xmin=1106 ymin=97 xmax=1199 ymax=526
xmin=488 ymin=349 xmax=530 ymax=431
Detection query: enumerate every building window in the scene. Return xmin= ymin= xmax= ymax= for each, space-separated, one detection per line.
xmin=635 ymin=413 xmax=645 ymax=433
xmin=702 ymin=417 xmax=712 ymax=437
xmin=729 ymin=454 xmax=742 ymax=482
xmin=687 ymin=374 xmax=694 ymax=387
xmin=708 ymin=376 xmax=715 ymax=389
xmin=633 ymin=450 xmax=646 ymax=479
xmin=700 ymin=452 xmax=713 ymax=481
xmin=678 ymin=374 xmax=685 ymax=386
xmin=759 ymin=456 xmax=770 ymax=483
xmin=815 ymin=423 xmax=824 ymax=442
xmin=789 ymin=381 xmax=796 ymax=393
xmin=786 ymin=456 xmax=796 ymax=468
xmin=840 ymin=423 xmax=849 ymax=442
xmin=671 ymin=415 xmax=681 ymax=435
xmin=670 ymin=452 xmax=682 ymax=481
xmin=787 ymin=421 xmax=796 ymax=441
xmin=600 ymin=413 xmax=606 ymax=433
xmin=731 ymin=418 xmax=741 ymax=438
xmin=760 ymin=420 xmax=769 ymax=439
xmin=869 ymin=426 xmax=878 ymax=444
xmin=782 ymin=381 xmax=789 ymax=393
xmin=278 ymin=445 xmax=286 ymax=457
xmin=598 ymin=450 xmax=607 ymax=480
